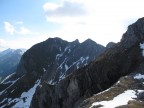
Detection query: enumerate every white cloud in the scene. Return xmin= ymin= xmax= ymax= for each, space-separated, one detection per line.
xmin=16 ymin=27 xmax=32 ymax=35
xmin=16 ymin=21 xmax=24 ymax=24
xmin=43 ymin=3 xmax=60 ymax=11
xmin=0 ymin=39 xmax=6 ymax=46
xmin=43 ymin=0 xmax=144 ymax=45
xmin=4 ymin=21 xmax=32 ymax=35
xmin=4 ymin=22 xmax=15 ymax=35
xmin=43 ymin=0 xmax=86 ymax=25
xmin=43 ymin=1 xmax=86 ymax=17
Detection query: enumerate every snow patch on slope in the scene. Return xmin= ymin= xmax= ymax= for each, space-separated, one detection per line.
xmin=64 ymin=46 xmax=70 ymax=52
xmin=11 ymin=80 xmax=40 ymax=108
xmin=1 ymin=73 xmax=15 ymax=84
xmin=134 ymin=73 xmax=144 ymax=79
xmin=56 ymin=46 xmax=70 ymax=60
xmin=65 ymin=64 xmax=69 ymax=71
xmin=1 ymin=80 xmax=40 ymax=108
xmin=80 ymin=57 xmax=85 ymax=63
xmin=56 ymin=54 xmax=63 ymax=60
xmin=0 ymin=77 xmax=20 ymax=95
xmin=140 ymin=43 xmax=144 ymax=56
xmin=90 ymin=90 xmax=143 ymax=108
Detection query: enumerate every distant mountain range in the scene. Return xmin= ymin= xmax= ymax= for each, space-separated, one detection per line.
xmin=0 ymin=17 xmax=144 ymax=108
xmin=0 ymin=48 xmax=26 ymax=82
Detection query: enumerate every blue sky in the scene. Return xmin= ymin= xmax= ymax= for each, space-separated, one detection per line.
xmin=0 ymin=0 xmax=61 ymax=50
xmin=0 ymin=0 xmax=144 ymax=51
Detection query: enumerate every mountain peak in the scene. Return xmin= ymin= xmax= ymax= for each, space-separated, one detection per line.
xmin=84 ymin=38 xmax=96 ymax=43
xmin=81 ymin=38 xmax=105 ymax=49
xmin=72 ymin=39 xmax=79 ymax=44
xmin=120 ymin=17 xmax=144 ymax=48
xmin=106 ymin=42 xmax=116 ymax=48
xmin=46 ymin=37 xmax=66 ymax=42
xmin=47 ymin=37 xmax=63 ymax=40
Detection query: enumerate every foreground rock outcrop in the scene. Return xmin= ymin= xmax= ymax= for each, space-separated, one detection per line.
xmin=79 ymin=63 xmax=144 ymax=108
xmin=30 ymin=18 xmax=144 ymax=108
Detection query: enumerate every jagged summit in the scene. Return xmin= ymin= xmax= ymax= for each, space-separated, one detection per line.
xmin=45 ymin=37 xmax=80 ymax=44
xmin=83 ymin=38 xmax=95 ymax=43
xmin=82 ymin=39 xmax=97 ymax=46
xmin=0 ymin=37 xmax=106 ymax=108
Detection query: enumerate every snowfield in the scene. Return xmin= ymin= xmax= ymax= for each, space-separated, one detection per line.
xmin=90 ymin=90 xmax=143 ymax=108
xmin=140 ymin=43 xmax=144 ymax=56
xmin=134 ymin=73 xmax=144 ymax=80
xmin=12 ymin=80 xmax=40 ymax=108
xmin=1 ymin=80 xmax=40 ymax=108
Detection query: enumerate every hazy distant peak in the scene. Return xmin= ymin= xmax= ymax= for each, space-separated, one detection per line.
xmin=0 ymin=48 xmax=26 ymax=57
xmin=0 ymin=48 xmax=14 ymax=55
xmin=15 ymin=49 xmax=26 ymax=55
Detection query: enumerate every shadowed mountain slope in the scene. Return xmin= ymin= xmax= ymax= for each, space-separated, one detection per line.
xmin=30 ymin=18 xmax=144 ymax=108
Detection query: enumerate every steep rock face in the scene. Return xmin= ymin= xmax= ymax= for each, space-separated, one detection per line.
xmin=15 ymin=37 xmax=105 ymax=83
xmin=30 ymin=18 xmax=144 ymax=108
xmin=0 ymin=38 xmax=105 ymax=107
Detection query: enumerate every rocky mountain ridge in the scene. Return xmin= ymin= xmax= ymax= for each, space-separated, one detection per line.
xmin=0 ymin=38 xmax=106 ymax=108
xmin=1 ymin=17 xmax=144 ymax=108
xmin=30 ymin=17 xmax=144 ymax=108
